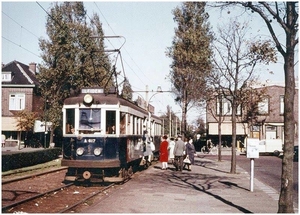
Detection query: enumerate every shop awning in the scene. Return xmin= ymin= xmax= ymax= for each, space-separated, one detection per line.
xmin=1 ymin=117 xmax=18 ymax=131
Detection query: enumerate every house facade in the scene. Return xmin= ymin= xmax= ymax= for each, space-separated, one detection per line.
xmin=206 ymin=83 xmax=299 ymax=148
xmin=1 ymin=60 xmax=42 ymax=143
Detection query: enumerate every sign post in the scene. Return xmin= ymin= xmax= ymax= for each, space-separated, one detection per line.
xmin=246 ymin=138 xmax=259 ymax=192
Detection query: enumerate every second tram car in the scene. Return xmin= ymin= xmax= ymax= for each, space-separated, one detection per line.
xmin=61 ymin=87 xmax=162 ymax=183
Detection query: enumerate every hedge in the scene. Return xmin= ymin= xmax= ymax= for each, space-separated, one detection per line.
xmin=2 ymin=148 xmax=62 ymax=172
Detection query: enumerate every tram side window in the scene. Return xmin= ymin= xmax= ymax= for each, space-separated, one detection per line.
xmin=66 ymin=109 xmax=75 ymax=134
xmin=120 ymin=112 xmax=126 ymax=134
xmin=133 ymin=116 xmax=136 ymax=134
xmin=127 ymin=114 xmax=132 ymax=134
xmin=106 ymin=110 xmax=116 ymax=134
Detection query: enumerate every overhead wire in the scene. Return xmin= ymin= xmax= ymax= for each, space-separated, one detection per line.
xmin=2 ymin=11 xmax=40 ymax=39
xmin=93 ymin=2 xmax=155 ymax=90
xmin=3 ymin=2 xmax=174 ymax=113
xmin=2 ymin=10 xmax=42 ymax=60
xmin=2 ymin=36 xmax=40 ymax=58
xmin=91 ymin=2 xmax=174 ymax=111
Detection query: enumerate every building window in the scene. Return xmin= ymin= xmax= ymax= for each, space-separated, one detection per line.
xmin=258 ymin=97 xmax=269 ymax=115
xmin=2 ymin=72 xmax=12 ymax=82
xmin=280 ymin=95 xmax=284 ymax=115
xmin=216 ymin=96 xmax=241 ymax=116
xmin=9 ymin=93 xmax=25 ymax=110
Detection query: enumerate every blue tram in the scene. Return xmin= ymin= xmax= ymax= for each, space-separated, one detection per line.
xmin=61 ymin=87 xmax=162 ymax=183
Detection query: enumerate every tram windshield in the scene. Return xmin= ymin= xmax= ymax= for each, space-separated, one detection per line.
xmin=79 ymin=108 xmax=101 ymax=131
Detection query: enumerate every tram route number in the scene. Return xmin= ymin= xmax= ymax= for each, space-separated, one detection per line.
xmin=84 ymin=139 xmax=96 ymax=143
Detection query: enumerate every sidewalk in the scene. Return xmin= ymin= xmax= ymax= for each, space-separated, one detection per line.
xmin=82 ymin=154 xmax=295 ymax=213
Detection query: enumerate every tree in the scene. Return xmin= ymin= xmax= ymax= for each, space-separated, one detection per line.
xmin=15 ymin=110 xmax=38 ymax=147
xmin=166 ymin=2 xmax=213 ymax=137
xmin=241 ymin=86 xmax=269 ymax=138
xmin=121 ymin=78 xmax=133 ymax=101
xmin=216 ymin=2 xmax=298 ymax=212
xmin=37 ymin=2 xmax=113 ymax=144
xmin=211 ymin=19 xmax=276 ymax=173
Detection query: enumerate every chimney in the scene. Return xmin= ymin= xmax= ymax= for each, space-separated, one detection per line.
xmin=29 ymin=62 xmax=36 ymax=74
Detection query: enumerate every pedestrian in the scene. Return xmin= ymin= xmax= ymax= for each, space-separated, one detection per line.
xmin=143 ymin=134 xmax=154 ymax=165
xmin=184 ymin=137 xmax=196 ymax=171
xmin=173 ymin=134 xmax=185 ymax=171
xmin=159 ymin=135 xmax=169 ymax=170
xmin=168 ymin=137 xmax=175 ymax=163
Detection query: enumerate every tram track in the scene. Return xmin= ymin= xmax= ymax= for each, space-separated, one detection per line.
xmin=57 ymin=183 xmax=115 ymax=213
xmin=2 ymin=167 xmax=68 ymax=185
xmin=2 ymin=183 xmax=74 ymax=212
xmin=2 ymin=158 xmax=154 ymax=213
xmin=3 ymin=182 xmax=116 ymax=213
xmin=2 ymin=168 xmax=68 ymax=213
xmin=2 ymin=165 xmax=128 ymax=213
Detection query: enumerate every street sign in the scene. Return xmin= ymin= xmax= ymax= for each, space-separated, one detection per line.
xmin=246 ymin=138 xmax=260 ymax=158
xmin=246 ymin=138 xmax=260 ymax=192
xmin=34 ymin=120 xmax=52 ymax=133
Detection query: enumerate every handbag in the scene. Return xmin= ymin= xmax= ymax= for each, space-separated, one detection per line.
xmin=150 ymin=142 xmax=155 ymax=151
xmin=183 ymin=155 xmax=191 ymax=164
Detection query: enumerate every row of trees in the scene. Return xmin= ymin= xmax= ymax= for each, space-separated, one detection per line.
xmin=166 ymin=2 xmax=298 ymax=213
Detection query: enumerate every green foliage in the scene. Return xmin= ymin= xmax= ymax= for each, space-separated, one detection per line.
xmin=166 ymin=2 xmax=213 ymax=133
xmin=37 ymin=2 xmax=113 ymax=130
xmin=121 ymin=78 xmax=133 ymax=101
xmin=15 ymin=110 xmax=38 ymax=132
xmin=2 ymin=148 xmax=62 ymax=172
xmin=167 ymin=2 xmax=213 ymax=100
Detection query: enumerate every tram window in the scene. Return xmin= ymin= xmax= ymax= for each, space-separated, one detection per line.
xmin=127 ymin=114 xmax=132 ymax=134
xmin=120 ymin=112 xmax=126 ymax=134
xmin=106 ymin=110 xmax=116 ymax=134
xmin=133 ymin=116 xmax=136 ymax=134
xmin=79 ymin=109 xmax=101 ymax=131
xmin=66 ymin=109 xmax=75 ymax=134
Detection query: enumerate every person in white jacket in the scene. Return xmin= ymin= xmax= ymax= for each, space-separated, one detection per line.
xmin=168 ymin=137 xmax=175 ymax=163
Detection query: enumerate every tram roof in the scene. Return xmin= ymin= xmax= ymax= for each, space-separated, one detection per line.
xmin=64 ymin=93 xmax=161 ymax=120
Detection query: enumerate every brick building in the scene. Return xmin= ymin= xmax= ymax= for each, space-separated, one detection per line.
xmin=1 ymin=60 xmax=42 ymax=142
xmin=206 ymin=82 xmax=298 ymax=147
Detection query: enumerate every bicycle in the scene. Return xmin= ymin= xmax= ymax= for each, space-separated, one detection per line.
xmin=201 ymin=145 xmax=218 ymax=155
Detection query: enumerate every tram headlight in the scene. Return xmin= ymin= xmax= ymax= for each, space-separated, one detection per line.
xmin=94 ymin=147 xmax=102 ymax=156
xmin=76 ymin=147 xmax=84 ymax=156
xmin=83 ymin=94 xmax=93 ymax=105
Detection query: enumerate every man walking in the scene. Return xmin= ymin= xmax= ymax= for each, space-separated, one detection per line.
xmin=173 ymin=134 xmax=185 ymax=171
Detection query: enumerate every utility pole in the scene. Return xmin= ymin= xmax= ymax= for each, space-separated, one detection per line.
xmin=132 ymin=86 xmax=172 ymax=136
xmin=169 ymin=108 xmax=172 ymax=137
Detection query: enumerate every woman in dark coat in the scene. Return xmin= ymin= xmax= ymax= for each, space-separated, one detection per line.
xmin=159 ymin=135 xmax=169 ymax=170
xmin=185 ymin=137 xmax=196 ymax=171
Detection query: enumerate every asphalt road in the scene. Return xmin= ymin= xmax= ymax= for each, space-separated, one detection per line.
xmin=213 ymin=154 xmax=298 ymax=208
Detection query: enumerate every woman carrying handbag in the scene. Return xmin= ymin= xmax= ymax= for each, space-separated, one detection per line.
xmin=184 ymin=137 xmax=196 ymax=171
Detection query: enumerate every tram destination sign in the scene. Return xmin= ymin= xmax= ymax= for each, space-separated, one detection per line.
xmin=81 ymin=88 xmax=104 ymax=94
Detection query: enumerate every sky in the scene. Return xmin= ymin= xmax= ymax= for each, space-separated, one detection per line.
xmin=1 ymin=1 xmax=297 ymax=125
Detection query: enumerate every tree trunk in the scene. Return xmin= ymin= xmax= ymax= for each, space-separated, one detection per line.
xmin=50 ymin=129 xmax=54 ymax=146
xmin=181 ymin=89 xmax=188 ymax=137
xmin=218 ymin=95 xmax=222 ymax=162
xmin=278 ymin=29 xmax=295 ymax=214
xmin=218 ymin=119 xmax=222 ymax=162
xmin=230 ymin=102 xmax=237 ymax=174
